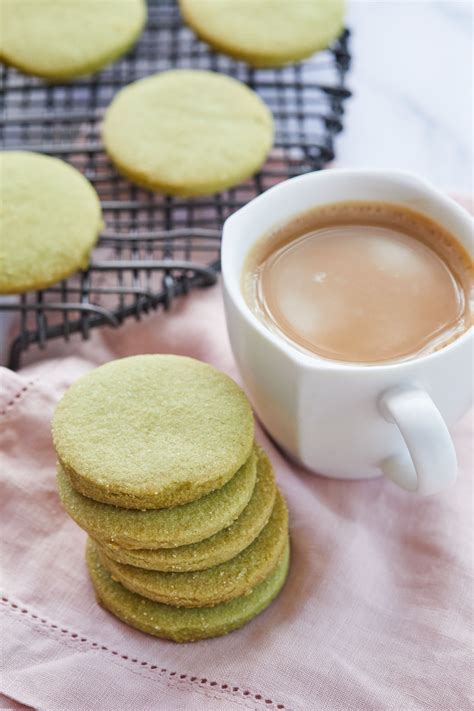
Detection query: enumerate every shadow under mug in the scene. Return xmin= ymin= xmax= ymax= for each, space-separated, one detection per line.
xmin=221 ymin=169 xmax=473 ymax=495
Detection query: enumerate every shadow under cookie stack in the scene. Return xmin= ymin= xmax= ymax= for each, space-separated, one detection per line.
xmin=52 ymin=354 xmax=289 ymax=642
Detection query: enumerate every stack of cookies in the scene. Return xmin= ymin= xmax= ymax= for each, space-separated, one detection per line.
xmin=52 ymin=355 xmax=289 ymax=642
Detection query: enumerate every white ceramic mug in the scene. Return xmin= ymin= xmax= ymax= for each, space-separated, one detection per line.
xmin=221 ymin=170 xmax=473 ymax=495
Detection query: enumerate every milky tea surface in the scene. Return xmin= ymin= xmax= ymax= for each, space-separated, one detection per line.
xmin=243 ymin=201 xmax=473 ymax=363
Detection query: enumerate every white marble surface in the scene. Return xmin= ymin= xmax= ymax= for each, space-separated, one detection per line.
xmin=337 ymin=0 xmax=473 ymax=194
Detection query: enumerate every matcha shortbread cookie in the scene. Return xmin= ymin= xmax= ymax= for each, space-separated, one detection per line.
xmin=57 ymin=448 xmax=257 ymax=550
xmin=87 ymin=539 xmax=290 ymax=642
xmin=102 ymin=70 xmax=273 ymax=197
xmin=52 ymin=355 xmax=254 ymax=509
xmin=95 ymin=490 xmax=288 ymax=607
xmin=0 ymin=152 xmax=102 ymax=294
xmin=0 ymin=0 xmax=147 ymax=80
xmin=179 ymin=0 xmax=344 ymax=68
xmin=99 ymin=446 xmax=276 ymax=570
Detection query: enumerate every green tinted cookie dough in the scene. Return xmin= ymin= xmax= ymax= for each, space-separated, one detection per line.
xmin=179 ymin=0 xmax=345 ymax=67
xmin=99 ymin=446 xmax=276 ymax=570
xmin=57 ymin=449 xmax=257 ymax=549
xmin=102 ymin=70 xmax=273 ymax=197
xmin=0 ymin=152 xmax=102 ymax=294
xmin=0 ymin=0 xmax=147 ymax=80
xmin=87 ymin=539 xmax=290 ymax=642
xmin=52 ymin=355 xmax=254 ymax=509
xmin=95 ymin=490 xmax=288 ymax=607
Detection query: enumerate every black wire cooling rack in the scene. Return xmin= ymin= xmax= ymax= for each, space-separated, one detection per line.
xmin=0 ymin=0 xmax=351 ymax=370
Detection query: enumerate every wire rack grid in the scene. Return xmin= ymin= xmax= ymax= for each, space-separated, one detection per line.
xmin=0 ymin=0 xmax=351 ymax=369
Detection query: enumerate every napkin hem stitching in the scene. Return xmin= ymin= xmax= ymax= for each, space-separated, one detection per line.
xmin=0 ymin=380 xmax=37 ymax=419
xmin=1 ymin=595 xmax=293 ymax=711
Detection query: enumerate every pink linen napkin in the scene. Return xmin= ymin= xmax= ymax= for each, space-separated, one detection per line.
xmin=1 ymin=251 xmax=473 ymax=710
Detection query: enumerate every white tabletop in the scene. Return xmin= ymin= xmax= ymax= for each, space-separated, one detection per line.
xmin=338 ymin=1 xmax=473 ymax=194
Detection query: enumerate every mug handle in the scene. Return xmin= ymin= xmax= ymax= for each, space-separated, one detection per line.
xmin=379 ymin=387 xmax=457 ymax=495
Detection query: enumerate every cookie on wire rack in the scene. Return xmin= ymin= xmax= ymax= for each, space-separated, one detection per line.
xmin=0 ymin=0 xmax=147 ymax=80
xmin=102 ymin=70 xmax=274 ymax=197
xmin=179 ymin=0 xmax=345 ymax=67
xmin=0 ymin=151 xmax=102 ymax=295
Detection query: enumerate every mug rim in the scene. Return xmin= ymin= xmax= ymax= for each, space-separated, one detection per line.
xmin=221 ymin=168 xmax=474 ymax=373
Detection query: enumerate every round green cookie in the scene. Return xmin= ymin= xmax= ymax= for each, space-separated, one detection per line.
xmin=179 ymin=0 xmax=345 ymax=67
xmin=52 ymin=355 xmax=254 ymax=509
xmin=102 ymin=70 xmax=273 ymax=197
xmin=99 ymin=446 xmax=276 ymax=570
xmin=57 ymin=448 xmax=257 ymax=550
xmin=0 ymin=152 xmax=102 ymax=294
xmin=87 ymin=539 xmax=290 ymax=642
xmin=95 ymin=490 xmax=288 ymax=608
xmin=0 ymin=0 xmax=147 ymax=80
